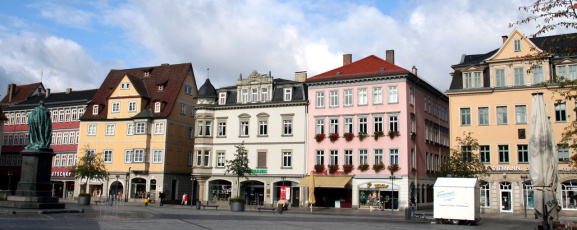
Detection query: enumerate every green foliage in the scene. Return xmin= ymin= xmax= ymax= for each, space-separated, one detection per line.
xmin=229 ymin=196 xmax=246 ymax=203
xmin=78 ymin=193 xmax=91 ymax=197
xmin=436 ymin=132 xmax=487 ymax=178
xmin=69 ymin=146 xmax=108 ymax=193
xmin=225 ymin=142 xmax=253 ymax=196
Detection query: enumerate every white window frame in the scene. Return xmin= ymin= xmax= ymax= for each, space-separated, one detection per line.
xmin=373 ymin=87 xmax=383 ymax=104
xmin=154 ymin=102 xmax=161 ymax=113
xmin=252 ymin=88 xmax=258 ymax=103
xmin=128 ymin=101 xmax=137 ymax=112
xmin=329 ymin=90 xmax=339 ymax=107
xmin=261 ymin=88 xmax=268 ymax=102
xmin=126 ymin=123 xmax=134 ymax=135
xmin=240 ymin=121 xmax=249 ymax=136
xmin=153 ymin=150 xmax=163 ymax=163
xmin=103 ymin=150 xmax=113 ymax=163
xmin=217 ymin=152 xmax=225 ymax=167
xmin=135 ymin=122 xmax=146 ymax=134
xmin=283 ymin=152 xmax=292 ymax=168
xmin=180 ymin=104 xmax=186 ymax=115
xmin=93 ymin=105 xmax=99 ymax=115
xmin=343 ymin=89 xmax=353 ymax=106
xmin=154 ymin=122 xmax=164 ymax=134
xmin=389 ymin=149 xmax=399 ymax=165
xmin=105 ymin=124 xmax=115 ymax=136
xmin=87 ymin=124 xmax=97 ymax=136
xmin=125 ymin=150 xmax=133 ymax=163
xmin=515 ymin=105 xmax=527 ymax=124
xmin=134 ymin=149 xmax=144 ymax=162
xmin=283 ymin=120 xmax=292 ymax=135
xmin=242 ymin=89 xmax=248 ymax=103
xmin=316 ymin=91 xmax=325 ymax=108
xmin=218 ymin=122 xmax=226 ymax=137
xmin=111 ymin=102 xmax=120 ymax=114
xmin=358 ymin=88 xmax=367 ymax=105
xmin=284 ymin=88 xmax=292 ymax=101
xmin=514 ymin=39 xmax=521 ymax=51
xmin=219 ymin=92 xmax=226 ymax=105
xmin=259 ymin=120 xmax=268 ymax=136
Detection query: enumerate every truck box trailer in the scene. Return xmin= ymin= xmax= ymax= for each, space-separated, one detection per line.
xmin=434 ymin=177 xmax=480 ymax=224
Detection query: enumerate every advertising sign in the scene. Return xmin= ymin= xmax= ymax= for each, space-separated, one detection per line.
xmin=280 ymin=186 xmax=291 ymax=200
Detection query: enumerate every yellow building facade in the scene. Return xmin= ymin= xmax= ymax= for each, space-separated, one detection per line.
xmin=76 ymin=63 xmax=197 ymax=202
xmin=447 ymin=29 xmax=577 ymax=214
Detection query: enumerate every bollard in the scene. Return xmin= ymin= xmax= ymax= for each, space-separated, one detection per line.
xmin=405 ymin=208 xmax=411 ymax=220
xmin=196 ymin=200 xmax=201 ymax=210
xmin=277 ymin=204 xmax=284 ymax=214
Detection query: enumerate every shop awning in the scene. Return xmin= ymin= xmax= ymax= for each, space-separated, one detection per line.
xmin=297 ymin=175 xmax=352 ymax=188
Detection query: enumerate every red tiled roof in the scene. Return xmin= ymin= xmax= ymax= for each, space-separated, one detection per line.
xmin=0 ymin=82 xmax=44 ymax=108
xmin=81 ymin=63 xmax=193 ymax=120
xmin=306 ymin=55 xmax=409 ymax=82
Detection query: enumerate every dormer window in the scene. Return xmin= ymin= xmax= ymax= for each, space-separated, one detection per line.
xmin=144 ymin=71 xmax=150 ymax=77
xmin=251 ymin=89 xmax=258 ymax=103
xmin=154 ymin=102 xmax=161 ymax=113
xmin=120 ymin=83 xmax=130 ymax=90
xmin=158 ymin=85 xmax=164 ymax=91
xmin=241 ymin=89 xmax=248 ymax=103
xmin=284 ymin=88 xmax=292 ymax=101
xmin=261 ymin=88 xmax=268 ymax=102
xmin=92 ymin=105 xmax=99 ymax=115
xmin=219 ymin=93 xmax=226 ymax=105
xmin=463 ymin=71 xmax=483 ymax=89
xmin=514 ymin=39 xmax=521 ymax=52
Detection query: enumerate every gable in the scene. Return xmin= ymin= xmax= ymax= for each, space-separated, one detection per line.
xmin=109 ymin=75 xmax=142 ymax=98
xmin=486 ymin=29 xmax=542 ymax=62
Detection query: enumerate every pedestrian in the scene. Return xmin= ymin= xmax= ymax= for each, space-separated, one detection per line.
xmin=159 ymin=191 xmax=165 ymax=206
xmin=379 ymin=195 xmax=384 ymax=211
xmin=182 ymin=193 xmax=187 ymax=205
xmin=184 ymin=193 xmax=189 ymax=205
xmin=410 ymin=196 xmax=416 ymax=217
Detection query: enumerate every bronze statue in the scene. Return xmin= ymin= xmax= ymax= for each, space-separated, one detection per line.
xmin=26 ymin=100 xmax=52 ymax=150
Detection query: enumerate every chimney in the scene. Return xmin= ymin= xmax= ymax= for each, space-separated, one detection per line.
xmin=45 ymin=88 xmax=51 ymax=98
xmin=412 ymin=66 xmax=418 ymax=75
xmin=502 ymin=35 xmax=508 ymax=44
xmin=386 ymin=50 xmax=395 ymax=64
xmin=66 ymin=88 xmax=72 ymax=94
xmin=295 ymin=71 xmax=307 ymax=82
xmin=7 ymin=84 xmax=15 ymax=102
xmin=343 ymin=54 xmax=352 ymax=66
xmin=161 ymin=63 xmax=169 ymax=66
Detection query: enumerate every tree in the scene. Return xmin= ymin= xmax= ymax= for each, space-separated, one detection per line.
xmin=225 ymin=142 xmax=253 ymax=197
xmin=437 ymin=132 xmax=487 ymax=178
xmin=69 ymin=146 xmax=108 ymax=194
xmin=511 ymin=0 xmax=577 ymax=166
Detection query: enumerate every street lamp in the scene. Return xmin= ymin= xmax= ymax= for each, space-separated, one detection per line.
xmin=520 ymin=175 xmax=529 ymax=218
xmin=7 ymin=171 xmax=13 ymax=191
xmin=190 ymin=176 xmax=196 ymax=208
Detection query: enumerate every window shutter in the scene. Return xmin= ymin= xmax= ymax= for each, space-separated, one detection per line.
xmin=258 ymin=152 xmax=266 ymax=167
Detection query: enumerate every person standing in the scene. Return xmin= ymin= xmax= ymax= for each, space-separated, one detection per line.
xmin=159 ymin=192 xmax=165 ymax=206
xmin=184 ymin=194 xmax=189 ymax=205
xmin=181 ymin=193 xmax=186 ymax=205
xmin=410 ymin=196 xmax=416 ymax=217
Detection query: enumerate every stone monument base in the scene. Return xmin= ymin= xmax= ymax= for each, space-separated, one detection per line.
xmin=0 ymin=196 xmax=65 ymax=209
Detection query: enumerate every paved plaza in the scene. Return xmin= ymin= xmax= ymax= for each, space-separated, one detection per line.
xmin=0 ymin=200 xmax=554 ymax=230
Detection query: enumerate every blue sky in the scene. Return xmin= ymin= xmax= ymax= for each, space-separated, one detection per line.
xmin=0 ymin=0 xmax=545 ymax=98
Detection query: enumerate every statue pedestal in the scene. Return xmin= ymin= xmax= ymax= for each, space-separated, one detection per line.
xmin=0 ymin=149 xmax=65 ymax=209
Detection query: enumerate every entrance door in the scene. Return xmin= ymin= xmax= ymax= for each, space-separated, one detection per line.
xmin=500 ymin=182 xmax=512 ymax=212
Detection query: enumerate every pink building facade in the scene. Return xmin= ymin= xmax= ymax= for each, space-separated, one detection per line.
xmin=304 ymin=53 xmax=449 ymax=209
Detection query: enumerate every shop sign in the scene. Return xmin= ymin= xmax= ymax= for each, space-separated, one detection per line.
xmin=486 ymin=166 xmax=577 ymax=172
xmin=80 ymin=178 xmax=104 ymax=183
xmin=251 ymin=169 xmax=267 ymax=174
xmin=360 ymin=183 xmax=398 ymax=190
xmin=280 ymin=186 xmax=291 ymax=200
xmin=51 ymin=171 xmax=73 ymax=177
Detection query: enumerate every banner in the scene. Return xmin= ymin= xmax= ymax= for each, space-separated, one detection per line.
xmin=281 ymin=186 xmax=291 ymax=200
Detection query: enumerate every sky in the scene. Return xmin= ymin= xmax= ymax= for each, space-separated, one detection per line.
xmin=0 ymin=0 xmax=555 ymax=99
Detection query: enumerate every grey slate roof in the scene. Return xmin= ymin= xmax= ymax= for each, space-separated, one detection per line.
xmin=216 ymin=78 xmax=307 ymax=106
xmin=5 ymin=89 xmax=97 ymax=111
xmin=196 ymin=78 xmax=217 ymax=98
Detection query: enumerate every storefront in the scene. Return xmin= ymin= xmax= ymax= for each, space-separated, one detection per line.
xmin=297 ymin=175 xmax=352 ymax=208
xmin=208 ymin=180 xmax=232 ymax=202
xmin=130 ymin=178 xmax=146 ymax=199
xmin=358 ymin=182 xmax=399 ymax=210
xmin=240 ymin=181 xmax=264 ymax=205
xmin=273 ymin=181 xmax=300 ymax=207
xmin=51 ymin=170 xmax=75 ymax=199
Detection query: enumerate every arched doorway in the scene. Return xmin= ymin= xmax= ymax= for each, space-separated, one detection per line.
xmin=241 ymin=181 xmax=264 ymax=205
xmin=130 ymin=178 xmax=147 ymax=199
xmin=109 ymin=181 xmax=124 ymax=199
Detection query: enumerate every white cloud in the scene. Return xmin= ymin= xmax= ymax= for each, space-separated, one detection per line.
xmin=36 ymin=2 xmax=97 ymax=30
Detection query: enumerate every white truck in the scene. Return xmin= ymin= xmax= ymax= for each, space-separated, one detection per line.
xmin=433 ymin=177 xmax=481 ymax=225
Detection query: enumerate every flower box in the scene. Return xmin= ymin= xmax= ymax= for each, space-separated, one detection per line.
xmin=388 ymin=130 xmax=399 ymax=139
xmin=344 ymin=132 xmax=354 ymax=142
xmin=373 ymin=163 xmax=385 ymax=173
xmin=374 ymin=131 xmax=384 ymax=140
xmin=343 ymin=164 xmax=354 ymax=174
xmin=314 ymin=164 xmax=325 ymax=173
xmin=329 ymin=133 xmax=339 ymax=142
xmin=315 ymin=133 xmax=325 ymax=142
xmin=358 ymin=132 xmax=368 ymax=141
xmin=388 ymin=164 xmax=400 ymax=173
xmin=328 ymin=164 xmax=339 ymax=174
xmin=358 ymin=164 xmax=370 ymax=172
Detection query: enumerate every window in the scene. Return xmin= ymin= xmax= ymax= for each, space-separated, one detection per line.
xmin=387 ymin=86 xmax=398 ymax=103
xmin=205 ymin=121 xmax=212 ymax=136
xmin=105 ymin=124 xmax=115 ymax=136
xmin=409 ymin=88 xmax=414 ymax=105
xmin=69 ymin=132 xmax=76 ymax=144
xmin=65 ymin=110 xmax=71 ymax=122
xmin=219 ymin=92 xmax=226 ymax=105
xmin=242 ymin=89 xmax=248 ymax=103
xmin=559 ymin=145 xmax=570 ymax=163
xmin=514 ymin=39 xmax=521 ymax=51
xmin=518 ymin=145 xmax=528 ymax=163
xmin=462 ymin=146 xmax=473 ymax=162
xmin=558 ymin=65 xmax=567 ymax=79
xmin=410 ymin=115 xmax=415 ymax=133
xmin=499 ymin=145 xmax=509 ymax=163
xmin=344 ymin=89 xmax=353 ymax=106
xmin=252 ymin=89 xmax=258 ymax=103
xmin=374 ymin=116 xmax=383 ymax=133
xmin=464 ymin=73 xmax=472 ymax=89
xmin=533 ymin=66 xmax=544 ymax=83
xmin=478 ymin=107 xmax=489 ymax=125
xmin=344 ymin=118 xmax=353 ymax=133
xmin=58 ymin=110 xmax=64 ymax=122
xmin=103 ymin=150 xmax=113 ymax=163
xmin=316 ymin=119 xmax=325 ymax=134
xmin=187 ymin=152 xmax=193 ymax=166
xmin=190 ymin=107 xmax=195 ymax=117
xmin=111 ymin=102 xmax=120 ymax=113
xmin=121 ymin=82 xmax=130 ymax=90
xmin=125 ymin=150 xmax=133 ymax=163
xmin=261 ymin=88 xmax=268 ymax=102
xmin=134 ymin=149 xmax=144 ymax=162
xmin=283 ymin=152 xmax=292 ymax=167
xmin=373 ymin=87 xmax=382 ymax=104
xmin=388 ymin=115 xmax=398 ymax=132
xmin=217 ymin=152 xmax=225 ymax=167
xmin=240 ymin=121 xmax=249 ymax=136
xmin=515 ymin=105 xmax=527 ymax=124
xmin=389 ymin=149 xmax=399 ymax=165
xmin=189 ymin=127 xmax=194 ymax=139
xmin=126 ymin=123 xmax=134 ymax=135
xmin=329 ymin=150 xmax=339 ymax=165
xmin=93 ymin=105 xmax=98 ymax=115
xmin=316 ymin=150 xmax=325 ymax=165
xmin=51 ymin=111 xmax=58 ymax=123
xmin=259 ymin=121 xmax=268 ymax=136
xmin=67 ymin=154 xmax=74 ymax=166
xmin=344 ymin=150 xmax=353 ymax=165
xmin=136 ymin=122 xmax=146 ymax=134
xmin=329 ymin=119 xmax=338 ymax=134
xmin=359 ymin=149 xmax=368 ymax=165
xmin=497 ymin=106 xmax=508 ymax=125
xmin=62 ymin=132 xmax=69 ymax=145
xmin=196 ymin=151 xmax=202 ymax=166
xmin=316 ymin=91 xmax=325 ymax=108
xmin=284 ymin=88 xmax=292 ymax=101
xmin=329 ymin=91 xmax=338 ymax=107
xmin=218 ymin=122 xmax=226 ymax=136
xmin=153 ymin=150 xmax=163 ymax=163
xmin=154 ymin=122 xmax=164 ymax=134
xmin=474 ymin=72 xmax=482 ymax=88
xmin=87 ymin=124 xmax=97 ymax=135
xmin=480 ymin=145 xmax=490 ymax=163
xmin=358 ymin=117 xmax=367 ymax=133
xmin=514 ymin=67 xmax=525 ymax=86
xmin=54 ymin=155 xmax=60 ymax=167
xmin=570 ymin=65 xmax=577 ymax=80
xmin=374 ymin=149 xmax=384 ymax=165
xmin=555 ymin=103 xmax=567 ymax=122
xmin=79 ymin=108 xmax=85 ymax=117
xmin=283 ymin=120 xmax=292 ymax=135
xmin=494 ymin=69 xmax=506 ymax=87
xmin=480 ymin=181 xmax=490 ymax=207
xmin=71 ymin=109 xmax=78 ymax=121
xmin=180 ymin=104 xmax=186 ymax=115
xmin=154 ymin=102 xmax=161 ymax=113
xmin=128 ymin=101 xmax=137 ymax=112
xmin=358 ymin=88 xmax=367 ymax=105
xmin=411 ymin=149 xmax=415 ymax=169
xmin=197 ymin=121 xmax=204 ymax=136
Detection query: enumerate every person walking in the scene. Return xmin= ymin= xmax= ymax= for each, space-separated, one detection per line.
xmin=181 ymin=193 xmax=187 ymax=205
xmin=159 ymin=192 xmax=165 ymax=206
xmin=410 ymin=196 xmax=416 ymax=217
xmin=184 ymin=194 xmax=189 ymax=205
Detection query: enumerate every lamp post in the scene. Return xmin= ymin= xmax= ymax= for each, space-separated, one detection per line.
xmin=391 ymin=172 xmax=395 ymax=213
xmin=7 ymin=171 xmax=13 ymax=191
xmin=281 ymin=176 xmax=287 ymax=202
xmin=190 ymin=176 xmax=195 ymax=208
xmin=520 ymin=175 xmax=529 ymax=218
